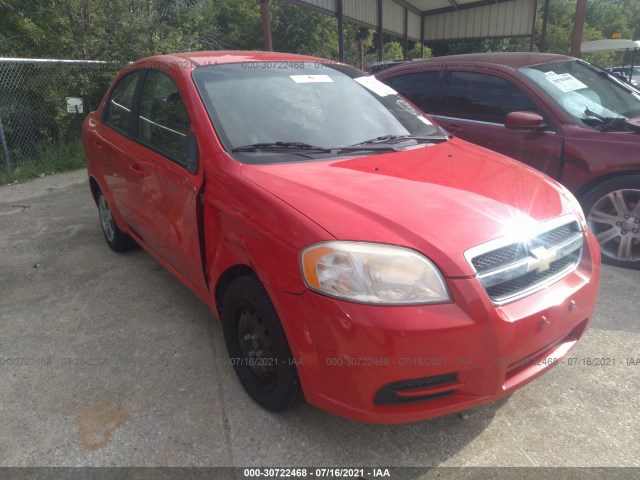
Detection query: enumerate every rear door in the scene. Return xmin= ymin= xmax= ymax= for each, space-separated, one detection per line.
xmin=94 ymin=70 xmax=144 ymax=226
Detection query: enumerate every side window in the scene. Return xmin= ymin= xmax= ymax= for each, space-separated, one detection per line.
xmin=105 ymin=71 xmax=141 ymax=133
xmin=445 ymin=71 xmax=539 ymax=124
xmin=137 ymin=70 xmax=191 ymax=166
xmin=383 ymin=71 xmax=443 ymax=113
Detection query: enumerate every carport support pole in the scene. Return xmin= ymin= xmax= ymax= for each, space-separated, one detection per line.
xmin=337 ymin=0 xmax=345 ymax=62
xmin=0 ymin=116 xmax=11 ymax=171
xmin=260 ymin=0 xmax=273 ymax=51
xmin=529 ymin=0 xmax=538 ymax=52
xmin=403 ymin=8 xmax=409 ymax=60
xmin=570 ymin=0 xmax=587 ymax=58
xmin=377 ymin=0 xmax=384 ymax=62
xmin=420 ymin=15 xmax=425 ymax=58
xmin=539 ymin=0 xmax=550 ymax=52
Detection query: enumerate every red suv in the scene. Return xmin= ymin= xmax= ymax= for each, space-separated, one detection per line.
xmin=377 ymin=53 xmax=640 ymax=269
xmin=83 ymin=52 xmax=600 ymax=423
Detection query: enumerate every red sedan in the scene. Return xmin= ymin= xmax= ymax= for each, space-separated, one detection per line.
xmin=82 ymin=51 xmax=600 ymax=423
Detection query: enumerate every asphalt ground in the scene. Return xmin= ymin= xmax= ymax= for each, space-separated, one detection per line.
xmin=0 ymin=170 xmax=638 ymax=476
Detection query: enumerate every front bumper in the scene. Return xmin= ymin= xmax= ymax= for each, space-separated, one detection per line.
xmin=268 ymin=233 xmax=600 ymax=424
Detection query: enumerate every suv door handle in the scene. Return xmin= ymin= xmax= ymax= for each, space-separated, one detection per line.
xmin=92 ymin=140 xmax=103 ymax=150
xmin=447 ymin=123 xmax=462 ymax=134
xmin=129 ymin=164 xmax=145 ymax=177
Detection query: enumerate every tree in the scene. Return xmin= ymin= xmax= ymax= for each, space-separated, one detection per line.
xmin=408 ymin=42 xmax=432 ymax=60
xmin=271 ymin=1 xmax=338 ymax=59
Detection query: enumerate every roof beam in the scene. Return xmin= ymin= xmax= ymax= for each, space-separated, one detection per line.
xmin=391 ymin=0 xmax=422 ymax=16
xmin=423 ymin=0 xmax=515 ymax=17
xmin=447 ymin=0 xmax=460 ymax=10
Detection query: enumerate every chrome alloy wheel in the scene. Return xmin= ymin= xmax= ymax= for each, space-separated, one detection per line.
xmin=98 ymin=194 xmax=115 ymax=243
xmin=587 ymin=188 xmax=640 ymax=262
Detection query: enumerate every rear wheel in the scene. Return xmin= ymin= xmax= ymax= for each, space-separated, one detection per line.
xmin=97 ymin=190 xmax=136 ymax=252
xmin=582 ymin=175 xmax=640 ymax=269
xmin=222 ymin=275 xmax=302 ymax=411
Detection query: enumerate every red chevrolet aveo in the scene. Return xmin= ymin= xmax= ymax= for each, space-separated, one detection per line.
xmin=83 ymin=51 xmax=601 ymax=424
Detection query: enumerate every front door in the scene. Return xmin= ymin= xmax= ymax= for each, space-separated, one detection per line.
xmin=435 ymin=70 xmax=564 ymax=178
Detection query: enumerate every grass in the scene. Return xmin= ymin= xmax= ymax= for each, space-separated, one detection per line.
xmin=0 ymin=139 xmax=87 ymax=185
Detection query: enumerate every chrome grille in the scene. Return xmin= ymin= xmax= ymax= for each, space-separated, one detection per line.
xmin=471 ymin=243 xmax=529 ymax=273
xmin=465 ymin=216 xmax=584 ymax=305
xmin=530 ymin=224 xmax=577 ymax=248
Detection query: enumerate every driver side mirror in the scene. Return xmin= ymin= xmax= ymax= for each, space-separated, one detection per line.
xmin=505 ymin=111 xmax=546 ymax=131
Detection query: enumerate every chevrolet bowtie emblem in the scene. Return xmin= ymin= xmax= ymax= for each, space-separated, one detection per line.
xmin=528 ymin=246 xmax=557 ymax=273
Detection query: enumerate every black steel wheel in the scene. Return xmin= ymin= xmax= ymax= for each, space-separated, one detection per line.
xmin=222 ymin=275 xmax=302 ymax=411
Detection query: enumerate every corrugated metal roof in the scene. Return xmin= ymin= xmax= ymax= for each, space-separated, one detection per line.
xmin=424 ymin=0 xmax=535 ymax=41
xmin=283 ymin=0 xmax=536 ymax=42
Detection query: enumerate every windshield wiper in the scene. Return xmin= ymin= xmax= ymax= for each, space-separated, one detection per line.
xmin=349 ymin=134 xmax=447 ymax=147
xmin=583 ymin=108 xmax=630 ymax=132
xmin=232 ymin=142 xmax=332 ymax=153
xmin=596 ymin=117 xmax=630 ymax=132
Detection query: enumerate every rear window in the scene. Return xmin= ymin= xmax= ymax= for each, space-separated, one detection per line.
xmin=105 ymin=71 xmax=141 ymax=133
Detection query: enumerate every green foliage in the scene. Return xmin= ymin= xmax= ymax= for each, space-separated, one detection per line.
xmin=408 ymin=42 xmax=432 ymax=60
xmin=364 ymin=41 xmax=405 ymax=67
xmin=271 ymin=2 xmax=339 ymax=58
xmin=215 ymin=0 xmax=262 ymax=50
xmin=0 ymin=139 xmax=86 ymax=185
xmin=2 ymin=0 xmax=639 ymax=66
xmin=2 ymin=0 xmax=639 ymax=179
xmin=0 ymin=0 xmax=426 ymax=69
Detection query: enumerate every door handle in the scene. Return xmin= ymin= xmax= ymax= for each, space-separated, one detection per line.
xmin=129 ymin=164 xmax=145 ymax=177
xmin=92 ymin=140 xmax=103 ymax=150
xmin=447 ymin=123 xmax=462 ymax=134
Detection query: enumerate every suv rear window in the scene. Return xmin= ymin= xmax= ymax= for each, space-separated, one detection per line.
xmin=383 ymin=71 xmax=443 ymax=113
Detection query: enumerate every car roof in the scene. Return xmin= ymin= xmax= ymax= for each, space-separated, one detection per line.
xmin=377 ymin=52 xmax=576 ymax=76
xmin=132 ymin=50 xmax=330 ymax=68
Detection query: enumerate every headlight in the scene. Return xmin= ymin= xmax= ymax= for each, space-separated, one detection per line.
xmin=300 ymin=241 xmax=450 ymax=305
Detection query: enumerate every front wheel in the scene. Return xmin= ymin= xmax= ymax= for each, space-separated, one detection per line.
xmin=222 ymin=275 xmax=302 ymax=411
xmin=582 ymin=175 xmax=640 ymax=269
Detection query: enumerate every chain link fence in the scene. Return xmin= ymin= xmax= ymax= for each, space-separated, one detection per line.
xmin=0 ymin=58 xmax=123 ymax=170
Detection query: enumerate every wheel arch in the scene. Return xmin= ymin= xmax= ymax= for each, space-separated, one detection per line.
xmin=575 ymin=169 xmax=640 ymax=201
xmin=214 ymin=264 xmax=257 ymax=318
xmin=88 ymin=176 xmax=100 ymax=205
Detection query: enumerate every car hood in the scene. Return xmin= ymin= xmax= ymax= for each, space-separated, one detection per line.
xmin=240 ymin=138 xmax=572 ymax=277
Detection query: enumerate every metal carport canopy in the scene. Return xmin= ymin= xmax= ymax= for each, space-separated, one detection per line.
xmin=269 ymin=0 xmax=537 ymax=60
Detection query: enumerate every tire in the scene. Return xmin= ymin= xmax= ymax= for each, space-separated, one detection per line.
xmin=222 ymin=275 xmax=302 ymax=411
xmin=97 ymin=190 xmax=136 ymax=252
xmin=582 ymin=175 xmax=640 ymax=269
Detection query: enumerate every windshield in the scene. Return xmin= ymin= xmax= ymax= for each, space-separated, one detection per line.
xmin=519 ymin=60 xmax=640 ymax=131
xmin=192 ymin=62 xmax=446 ymax=163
